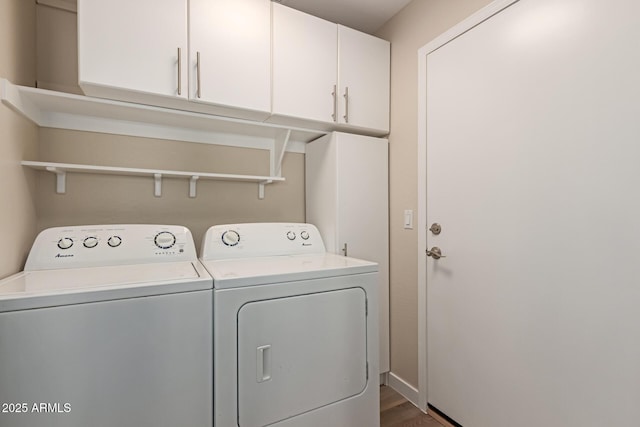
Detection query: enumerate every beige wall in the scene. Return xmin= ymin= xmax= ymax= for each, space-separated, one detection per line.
xmin=0 ymin=0 xmax=38 ymax=279
xmin=376 ymin=0 xmax=492 ymax=387
xmin=32 ymin=5 xmax=305 ymax=249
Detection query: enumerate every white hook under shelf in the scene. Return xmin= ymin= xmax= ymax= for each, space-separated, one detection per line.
xmin=189 ymin=176 xmax=199 ymax=198
xmin=45 ymin=166 xmax=67 ymax=194
xmin=258 ymin=179 xmax=273 ymax=200
xmin=154 ymin=173 xmax=162 ymax=197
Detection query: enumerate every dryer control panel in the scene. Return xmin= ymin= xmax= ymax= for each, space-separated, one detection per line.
xmin=25 ymin=224 xmax=198 ymax=271
xmin=200 ymin=223 xmax=326 ymax=260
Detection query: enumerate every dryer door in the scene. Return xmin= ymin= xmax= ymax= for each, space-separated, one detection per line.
xmin=237 ymin=287 xmax=368 ymax=427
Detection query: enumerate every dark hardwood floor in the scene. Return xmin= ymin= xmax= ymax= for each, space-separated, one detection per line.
xmin=380 ymin=386 xmax=443 ymax=427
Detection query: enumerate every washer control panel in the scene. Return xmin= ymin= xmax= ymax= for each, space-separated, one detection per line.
xmin=201 ymin=223 xmax=326 ymax=261
xmin=25 ymin=224 xmax=198 ymax=271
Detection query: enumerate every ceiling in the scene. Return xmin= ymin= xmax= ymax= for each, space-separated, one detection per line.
xmin=274 ymin=0 xmax=412 ymax=34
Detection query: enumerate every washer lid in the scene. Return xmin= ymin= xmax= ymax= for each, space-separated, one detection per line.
xmin=0 ymin=261 xmax=212 ymax=312
xmin=201 ymin=253 xmax=377 ymax=289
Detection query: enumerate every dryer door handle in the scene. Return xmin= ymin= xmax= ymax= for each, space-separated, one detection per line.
xmin=256 ymin=345 xmax=272 ymax=383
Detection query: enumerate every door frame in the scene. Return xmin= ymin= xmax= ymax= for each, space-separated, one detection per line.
xmin=416 ymin=0 xmax=519 ymax=412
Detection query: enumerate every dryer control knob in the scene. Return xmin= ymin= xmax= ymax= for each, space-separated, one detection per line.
xmin=300 ymin=231 xmax=310 ymax=240
xmin=286 ymin=231 xmax=296 ymax=240
xmin=154 ymin=231 xmax=176 ymax=249
xmin=107 ymin=236 xmax=122 ymax=248
xmin=57 ymin=237 xmax=74 ymax=250
xmin=83 ymin=236 xmax=99 ymax=248
xmin=222 ymin=230 xmax=240 ymax=246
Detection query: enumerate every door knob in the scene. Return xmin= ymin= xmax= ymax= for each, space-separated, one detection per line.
xmin=427 ymin=247 xmax=446 ymax=260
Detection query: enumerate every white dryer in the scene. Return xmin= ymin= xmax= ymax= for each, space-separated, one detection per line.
xmin=0 ymin=225 xmax=212 ymax=427
xmin=200 ymin=222 xmax=379 ymax=427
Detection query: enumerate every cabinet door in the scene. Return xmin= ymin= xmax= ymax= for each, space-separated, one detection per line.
xmin=335 ymin=133 xmax=390 ymax=375
xmin=78 ymin=0 xmax=187 ymax=100
xmin=189 ymin=0 xmax=270 ymax=115
xmin=337 ymin=25 xmax=390 ymax=133
xmin=305 ymin=132 xmax=390 ymax=375
xmin=272 ymin=3 xmax=338 ymax=124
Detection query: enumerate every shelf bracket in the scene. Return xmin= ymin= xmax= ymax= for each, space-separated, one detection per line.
xmin=46 ymin=166 xmax=67 ymax=194
xmin=257 ymin=129 xmax=291 ymax=200
xmin=272 ymin=129 xmax=291 ymax=177
xmin=189 ymin=176 xmax=199 ymax=198
xmin=154 ymin=173 xmax=162 ymax=197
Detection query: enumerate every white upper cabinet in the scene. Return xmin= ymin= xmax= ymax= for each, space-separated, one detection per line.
xmin=270 ymin=3 xmax=390 ymax=134
xmin=78 ymin=0 xmax=188 ymax=101
xmin=189 ymin=0 xmax=270 ymax=117
xmin=78 ymin=0 xmax=271 ymax=120
xmin=337 ymin=25 xmax=390 ymax=133
xmin=271 ymin=3 xmax=338 ymax=126
xmin=77 ymin=1 xmax=388 ymax=134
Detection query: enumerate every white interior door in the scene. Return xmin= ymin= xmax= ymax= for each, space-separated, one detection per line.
xmin=426 ymin=1 xmax=640 ymax=426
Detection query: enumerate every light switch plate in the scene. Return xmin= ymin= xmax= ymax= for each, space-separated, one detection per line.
xmin=404 ymin=210 xmax=413 ymax=229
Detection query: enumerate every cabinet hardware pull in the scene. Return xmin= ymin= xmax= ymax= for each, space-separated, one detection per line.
xmin=343 ymin=86 xmax=349 ymax=123
xmin=332 ymin=85 xmax=337 ymax=122
xmin=177 ymin=47 xmax=182 ymax=96
xmin=342 ymin=243 xmax=348 ymax=257
xmin=196 ymin=51 xmax=202 ymax=98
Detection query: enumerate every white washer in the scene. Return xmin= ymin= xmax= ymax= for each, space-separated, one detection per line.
xmin=200 ymin=223 xmax=379 ymax=427
xmin=0 ymin=225 xmax=212 ymax=427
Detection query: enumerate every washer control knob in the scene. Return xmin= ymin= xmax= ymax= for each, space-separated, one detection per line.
xmin=286 ymin=231 xmax=296 ymax=241
xmin=300 ymin=231 xmax=310 ymax=240
xmin=154 ymin=231 xmax=176 ymax=249
xmin=107 ymin=236 xmax=122 ymax=248
xmin=221 ymin=230 xmax=240 ymax=246
xmin=57 ymin=237 xmax=74 ymax=250
xmin=83 ymin=236 xmax=99 ymax=248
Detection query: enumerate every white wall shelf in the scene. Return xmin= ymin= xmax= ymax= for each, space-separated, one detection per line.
xmin=1 ymin=78 xmax=324 ymax=200
xmin=23 ymin=161 xmax=285 ymax=199
xmin=0 ymin=79 xmax=326 ymax=153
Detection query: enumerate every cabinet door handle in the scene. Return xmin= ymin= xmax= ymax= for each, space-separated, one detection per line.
xmin=332 ymin=85 xmax=338 ymax=122
xmin=177 ymin=47 xmax=182 ymax=96
xmin=343 ymin=86 xmax=349 ymax=123
xmin=342 ymin=243 xmax=348 ymax=257
xmin=196 ymin=51 xmax=202 ymax=98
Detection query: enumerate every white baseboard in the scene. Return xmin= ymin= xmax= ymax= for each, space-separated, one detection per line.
xmin=387 ymin=372 xmax=420 ymax=407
